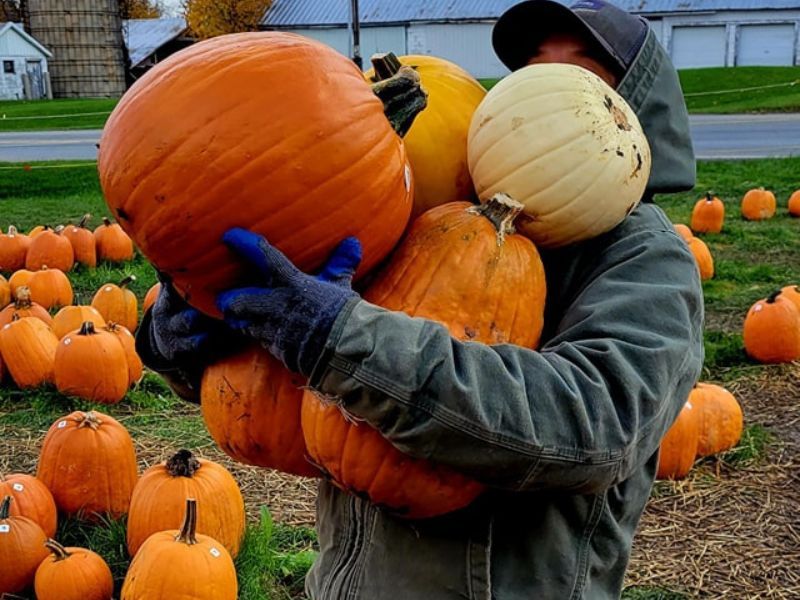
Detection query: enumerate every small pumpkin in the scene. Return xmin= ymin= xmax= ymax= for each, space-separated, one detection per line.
xmin=121 ymin=498 xmax=238 ymax=600
xmin=468 ymin=63 xmax=651 ymax=248
xmin=0 ymin=286 xmax=53 ymax=328
xmin=104 ymin=322 xmax=143 ymax=386
xmin=673 ymin=223 xmax=693 ymax=243
xmin=687 ymin=237 xmax=714 ymax=280
xmin=34 ymin=539 xmax=114 ymax=600
xmin=302 ymin=195 xmax=546 ymax=518
xmin=54 ymin=322 xmax=131 ymax=404
xmin=143 ymin=282 xmax=161 ymax=313
xmin=656 ymin=400 xmax=700 ymax=480
xmin=0 ymin=472 xmax=57 ymax=537
xmin=781 ymin=285 xmax=800 ymax=313
xmin=26 ymin=226 xmax=75 ymax=272
xmin=743 ymin=290 xmax=800 ymax=364
xmin=0 ymin=274 xmax=9 ymax=307
xmin=52 ymin=305 xmax=107 ymax=339
xmin=789 ymin=190 xmax=800 ymax=217
xmin=0 ymin=226 xmax=31 ymax=273
xmin=127 ymin=449 xmax=246 ymax=558
xmin=8 ymin=268 xmax=33 ymax=297
xmin=62 ymin=214 xmax=97 ymax=268
xmin=690 ymin=383 xmax=744 ymax=457
xmin=0 ymin=496 xmax=49 ymax=594
xmin=94 ymin=217 xmax=135 ymax=263
xmin=37 ymin=411 xmax=139 ymax=519
xmin=741 ymin=188 xmax=776 ymax=221
xmin=201 ymin=345 xmax=318 ymax=477
xmin=28 ymin=266 xmax=74 ymax=309
xmin=690 ymin=192 xmax=724 ymax=234
xmin=0 ymin=316 xmax=59 ymax=388
xmin=91 ymin=275 xmax=138 ymax=332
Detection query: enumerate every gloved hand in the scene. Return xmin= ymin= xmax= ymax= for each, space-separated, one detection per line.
xmin=217 ymin=228 xmax=362 ymax=377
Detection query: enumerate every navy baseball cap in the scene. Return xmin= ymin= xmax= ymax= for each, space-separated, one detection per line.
xmin=493 ymin=0 xmax=649 ymax=75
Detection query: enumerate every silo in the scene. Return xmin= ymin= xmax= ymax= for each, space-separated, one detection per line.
xmin=27 ymin=0 xmax=127 ymax=98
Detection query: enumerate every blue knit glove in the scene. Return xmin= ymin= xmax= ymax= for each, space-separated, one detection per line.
xmin=217 ymin=228 xmax=361 ymax=377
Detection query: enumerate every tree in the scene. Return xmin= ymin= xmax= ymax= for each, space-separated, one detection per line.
xmin=183 ymin=0 xmax=272 ymax=39
xmin=0 ymin=0 xmax=23 ymax=23
xmin=120 ymin=0 xmax=163 ymax=19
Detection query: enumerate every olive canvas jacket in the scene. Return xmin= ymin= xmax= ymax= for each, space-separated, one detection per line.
xmin=137 ymin=29 xmax=703 ymax=600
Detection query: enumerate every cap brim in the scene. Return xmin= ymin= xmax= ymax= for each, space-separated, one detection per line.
xmin=493 ymin=0 xmax=623 ymax=72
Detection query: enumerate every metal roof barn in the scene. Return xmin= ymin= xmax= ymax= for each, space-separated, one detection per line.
xmin=124 ymin=17 xmax=188 ymax=68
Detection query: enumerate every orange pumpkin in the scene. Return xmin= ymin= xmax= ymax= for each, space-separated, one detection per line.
xmin=781 ymin=285 xmax=800 ymax=313
xmin=54 ymin=322 xmax=131 ymax=404
xmin=0 ymin=472 xmax=57 ymax=538
xmin=0 ymin=495 xmax=49 ymax=595
xmin=121 ymin=499 xmax=238 ymax=600
xmin=673 ymin=223 xmax=693 ymax=243
xmin=0 ymin=286 xmax=53 ymax=328
xmin=201 ymin=345 xmax=318 ymax=477
xmin=62 ymin=214 xmax=98 ymax=269
xmin=0 ymin=316 xmax=58 ymax=388
xmin=0 ymin=274 xmax=9 ymax=307
xmin=302 ymin=195 xmax=547 ymax=518
xmin=94 ymin=217 xmax=135 ymax=263
xmin=52 ymin=305 xmax=107 ymax=339
xmin=127 ymin=449 xmax=246 ymax=558
xmin=91 ymin=275 xmax=138 ymax=332
xmin=104 ymin=322 xmax=143 ymax=386
xmin=0 ymin=226 xmax=31 ymax=273
xmin=25 ymin=226 xmax=75 ymax=272
xmin=789 ymin=190 xmax=800 ymax=217
xmin=37 ymin=411 xmax=139 ymax=519
xmin=8 ymin=268 xmax=33 ymax=297
xmin=28 ymin=267 xmax=74 ymax=309
xmin=687 ymin=237 xmax=714 ymax=280
xmin=98 ymin=32 xmax=417 ymax=316
xmin=656 ymin=400 xmax=700 ymax=480
xmin=28 ymin=225 xmax=46 ymax=237
xmin=690 ymin=192 xmax=724 ymax=234
xmin=34 ymin=539 xmax=114 ymax=600
xmin=741 ymin=188 xmax=776 ymax=221
xmin=142 ymin=282 xmax=161 ymax=313
xmin=743 ymin=290 xmax=800 ymax=364
xmin=690 ymin=383 xmax=744 ymax=457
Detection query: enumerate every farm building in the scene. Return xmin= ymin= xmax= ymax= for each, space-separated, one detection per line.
xmin=123 ymin=17 xmax=192 ymax=80
xmin=0 ymin=21 xmax=52 ymax=100
xmin=260 ymin=0 xmax=800 ymax=77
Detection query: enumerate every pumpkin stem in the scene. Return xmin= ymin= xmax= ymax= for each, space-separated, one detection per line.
xmin=0 ymin=495 xmax=11 ymax=519
xmin=468 ymin=194 xmax=524 ymax=245
xmin=7 ymin=225 xmax=18 ymax=236
xmin=76 ymin=411 xmax=102 ymax=430
xmin=370 ymin=52 xmax=427 ymax=138
xmin=167 ymin=449 xmax=201 ymax=478
xmin=119 ymin=275 xmax=136 ymax=289
xmin=705 ymin=192 xmax=714 ymax=202
xmin=14 ymin=286 xmax=32 ymax=308
xmin=766 ymin=290 xmax=783 ymax=303
xmin=44 ymin=539 xmax=72 ymax=561
xmin=78 ymin=214 xmax=92 ymax=229
xmin=102 ymin=217 xmax=112 ymax=227
xmin=176 ymin=498 xmax=199 ymax=545
xmin=79 ymin=321 xmax=97 ymax=336
xmin=54 ymin=225 xmax=65 ymax=234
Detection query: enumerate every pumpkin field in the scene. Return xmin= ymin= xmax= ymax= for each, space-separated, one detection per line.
xmin=0 ymin=155 xmax=798 ymax=599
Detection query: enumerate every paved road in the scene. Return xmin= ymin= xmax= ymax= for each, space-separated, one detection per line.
xmin=2 ymin=114 xmax=800 ymax=162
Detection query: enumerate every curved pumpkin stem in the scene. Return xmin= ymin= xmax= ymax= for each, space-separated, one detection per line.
xmin=0 ymin=495 xmax=11 ymax=519
xmin=7 ymin=225 xmax=19 ymax=236
xmin=79 ymin=214 xmax=92 ymax=229
xmin=766 ymin=290 xmax=783 ymax=304
xmin=79 ymin=321 xmax=97 ymax=336
xmin=705 ymin=192 xmax=714 ymax=202
xmin=54 ymin=225 xmax=66 ymax=235
xmin=468 ymin=193 xmax=524 ymax=245
xmin=370 ymin=52 xmax=427 ymax=138
xmin=76 ymin=411 xmax=102 ymax=430
xmin=45 ymin=539 xmax=72 ymax=561
xmin=119 ymin=275 xmax=136 ymax=289
xmin=102 ymin=217 xmax=113 ymax=227
xmin=13 ymin=286 xmax=32 ymax=309
xmin=167 ymin=449 xmax=201 ymax=478
xmin=176 ymin=498 xmax=199 ymax=545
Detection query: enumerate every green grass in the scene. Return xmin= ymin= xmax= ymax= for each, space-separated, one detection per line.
xmin=680 ymin=66 xmax=800 ymax=114
xmin=720 ymin=424 xmax=773 ymax=466
xmin=622 ymin=586 xmax=688 ymax=600
xmin=0 ymin=98 xmax=116 ymax=132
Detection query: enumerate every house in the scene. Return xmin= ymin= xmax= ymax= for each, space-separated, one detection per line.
xmin=260 ymin=0 xmax=800 ymax=77
xmin=123 ymin=17 xmax=193 ymax=79
xmin=0 ymin=22 xmax=52 ymax=100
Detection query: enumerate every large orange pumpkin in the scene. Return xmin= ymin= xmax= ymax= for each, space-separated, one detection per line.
xmin=0 ymin=495 xmax=49 ymax=595
xmin=741 ymin=188 xmax=776 ymax=221
xmin=690 ymin=383 xmax=744 ymax=457
xmin=201 ymin=345 xmax=318 ymax=477
xmin=656 ymin=400 xmax=700 ymax=480
xmin=127 ymin=449 xmax=246 ymax=558
xmin=8 ymin=268 xmax=33 ymax=297
xmin=687 ymin=237 xmax=714 ymax=280
xmin=37 ymin=411 xmax=139 ymax=519
xmin=0 ymin=226 xmax=31 ymax=273
xmin=0 ymin=316 xmax=59 ymax=388
xmin=302 ymin=195 xmax=547 ymax=518
xmin=690 ymin=192 xmax=724 ymax=234
xmin=781 ymin=285 xmax=800 ymax=313
xmin=91 ymin=276 xmax=138 ymax=332
xmin=0 ymin=472 xmax=57 ymax=537
xmin=62 ymin=215 xmax=98 ymax=269
xmin=789 ymin=190 xmax=800 ymax=217
xmin=98 ymin=32 xmax=416 ymax=316
xmin=743 ymin=290 xmax=800 ymax=364
xmin=34 ymin=539 xmax=114 ymax=600
xmin=25 ymin=226 xmax=75 ymax=272
xmin=52 ymin=305 xmax=107 ymax=339
xmin=94 ymin=218 xmax=135 ymax=263
xmin=367 ymin=53 xmax=485 ymax=217
xmin=104 ymin=322 xmax=143 ymax=386
xmin=28 ymin=267 xmax=74 ymax=309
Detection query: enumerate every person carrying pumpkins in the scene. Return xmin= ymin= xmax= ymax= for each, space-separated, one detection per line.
xmin=137 ymin=0 xmax=703 ymax=598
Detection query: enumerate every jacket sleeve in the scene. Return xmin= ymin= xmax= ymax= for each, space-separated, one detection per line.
xmin=308 ymin=229 xmax=705 ymax=494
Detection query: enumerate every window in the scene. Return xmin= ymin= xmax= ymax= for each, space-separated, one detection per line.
xmin=3 ymin=61 xmax=14 ymax=74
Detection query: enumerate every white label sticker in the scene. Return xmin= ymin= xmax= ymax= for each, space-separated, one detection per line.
xmin=12 ymin=483 xmax=24 ymax=492
xmin=754 ymin=304 xmax=763 ymax=313
xmin=210 ymin=547 xmax=221 ymax=558
xmin=57 ymin=420 xmax=68 ymax=429
xmin=105 ymin=286 xmax=113 ymax=292
xmin=63 ymin=337 xmax=72 ymax=345
xmin=0 ymin=525 xmax=9 ymax=533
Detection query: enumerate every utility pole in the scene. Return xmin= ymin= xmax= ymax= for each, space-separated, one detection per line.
xmin=350 ymin=0 xmax=362 ymax=69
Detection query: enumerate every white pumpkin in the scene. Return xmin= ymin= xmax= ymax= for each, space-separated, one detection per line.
xmin=467 ymin=63 xmax=651 ymax=248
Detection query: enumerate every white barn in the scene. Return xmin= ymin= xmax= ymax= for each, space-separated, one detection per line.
xmin=261 ymin=0 xmax=800 ymax=77
xmin=0 ymin=22 xmax=52 ymax=100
